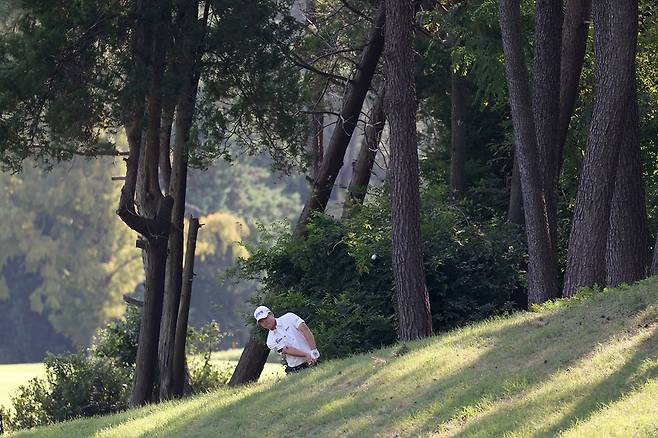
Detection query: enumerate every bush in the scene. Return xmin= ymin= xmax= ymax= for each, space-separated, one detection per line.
xmin=186 ymin=321 xmax=233 ymax=392
xmin=91 ymin=306 xmax=141 ymax=367
xmin=232 ymin=183 xmax=526 ymax=360
xmin=5 ymin=352 xmax=131 ymax=430
xmin=2 ymin=308 xmax=232 ymax=432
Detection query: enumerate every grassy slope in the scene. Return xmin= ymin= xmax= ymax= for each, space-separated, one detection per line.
xmin=10 ymin=278 xmax=658 ymax=438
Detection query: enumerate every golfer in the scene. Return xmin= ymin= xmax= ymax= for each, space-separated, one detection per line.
xmin=254 ymin=305 xmax=320 ymax=373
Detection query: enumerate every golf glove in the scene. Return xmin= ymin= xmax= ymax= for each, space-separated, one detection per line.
xmin=310 ymin=349 xmax=320 ymax=359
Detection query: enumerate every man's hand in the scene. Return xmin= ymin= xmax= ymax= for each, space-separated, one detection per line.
xmin=305 ymin=354 xmax=317 ymax=365
xmin=310 ymin=349 xmax=320 ymax=360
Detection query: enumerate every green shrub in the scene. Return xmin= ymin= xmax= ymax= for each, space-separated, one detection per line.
xmin=232 ymin=184 xmax=526 ymax=359
xmin=5 ymin=352 xmax=131 ymax=430
xmin=3 ymin=309 xmax=231 ymax=432
xmin=91 ymin=306 xmax=141 ymax=367
xmin=186 ymin=321 xmax=233 ymax=392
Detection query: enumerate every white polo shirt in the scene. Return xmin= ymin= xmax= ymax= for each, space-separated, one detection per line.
xmin=266 ymin=312 xmax=311 ymax=368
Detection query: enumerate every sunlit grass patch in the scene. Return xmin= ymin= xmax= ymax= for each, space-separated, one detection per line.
xmin=8 ymin=277 xmax=658 ymax=438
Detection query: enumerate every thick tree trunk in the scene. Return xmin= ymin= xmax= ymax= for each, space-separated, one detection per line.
xmin=344 ymin=88 xmax=385 ymax=213
xmin=507 ymin=153 xmax=524 ymax=225
xmin=606 ymin=86 xmax=647 ymax=287
xmin=296 ymin=3 xmax=385 ymax=233
xmin=159 ymin=0 xmax=204 ymax=401
xmin=450 ymin=70 xmax=467 ymax=200
xmin=172 ymin=216 xmax=201 ymax=396
xmin=532 ymin=0 xmax=562 ymax=248
xmin=117 ymin=0 xmax=174 ymax=407
xmin=385 ymin=0 xmax=432 ymax=341
xmin=228 ymin=335 xmax=270 ymax=387
xmin=557 ymin=0 xmax=592 ymax=167
xmin=562 ymin=0 xmax=638 ymax=297
xmin=130 ymin=232 xmax=168 ymax=405
xmin=499 ymin=0 xmax=559 ymax=305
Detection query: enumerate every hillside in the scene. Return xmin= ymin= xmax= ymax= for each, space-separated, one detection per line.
xmin=10 ymin=278 xmax=658 ymax=437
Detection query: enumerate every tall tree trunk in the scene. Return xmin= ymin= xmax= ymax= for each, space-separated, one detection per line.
xmin=172 ymin=216 xmax=201 ymax=396
xmin=499 ymin=0 xmax=559 ymax=305
xmin=556 ymin=0 xmax=592 ymax=168
xmin=296 ymin=3 xmax=385 ymax=234
xmin=159 ymin=0 xmax=206 ymax=401
xmin=562 ymin=0 xmax=638 ymax=297
xmin=115 ymin=0 xmax=174 ymax=406
xmin=130 ymin=229 xmax=168 ymax=405
xmin=450 ymin=70 xmax=467 ymax=200
xmin=507 ymin=153 xmax=524 ymax=225
xmin=606 ymin=85 xmax=647 ymax=287
xmin=533 ymin=0 xmax=563 ymax=249
xmin=386 ymin=0 xmax=432 ymax=340
xmin=343 ymin=88 xmax=385 ymax=214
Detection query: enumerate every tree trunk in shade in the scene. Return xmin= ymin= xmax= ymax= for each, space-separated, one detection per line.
xmin=159 ymin=0 xmax=207 ymax=401
xmin=450 ymin=70 xmax=466 ymax=200
xmin=344 ymin=88 xmax=385 ymax=214
xmin=556 ymin=0 xmax=592 ymax=171
xmin=507 ymin=153 xmax=524 ymax=225
xmin=499 ymin=0 xmax=559 ymax=305
xmin=172 ymin=216 xmax=202 ymax=396
xmin=296 ymin=3 xmax=385 ymax=234
xmin=532 ymin=0 xmax=562 ymax=249
xmin=605 ymin=85 xmax=647 ymax=287
xmin=385 ymin=0 xmax=432 ymax=340
xmin=563 ymin=0 xmax=638 ymax=297
xmin=228 ymin=335 xmax=270 ymax=387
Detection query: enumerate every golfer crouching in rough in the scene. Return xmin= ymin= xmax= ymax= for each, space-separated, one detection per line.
xmin=254 ymin=305 xmax=320 ymax=374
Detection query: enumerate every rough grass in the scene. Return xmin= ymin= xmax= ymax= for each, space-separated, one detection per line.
xmin=8 ymin=277 xmax=658 ymax=437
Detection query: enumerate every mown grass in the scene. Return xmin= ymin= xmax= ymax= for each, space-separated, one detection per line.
xmin=8 ymin=277 xmax=658 ymax=437
xmin=0 ymin=363 xmax=45 ymax=408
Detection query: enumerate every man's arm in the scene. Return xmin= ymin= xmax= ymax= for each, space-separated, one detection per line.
xmin=297 ymin=322 xmax=317 ymax=350
xmin=281 ymin=345 xmax=316 ymax=364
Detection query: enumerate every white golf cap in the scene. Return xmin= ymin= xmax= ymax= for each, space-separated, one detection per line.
xmin=253 ymin=305 xmax=271 ymax=321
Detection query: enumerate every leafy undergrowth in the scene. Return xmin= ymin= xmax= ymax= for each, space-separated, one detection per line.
xmin=10 ymin=278 xmax=658 ymax=437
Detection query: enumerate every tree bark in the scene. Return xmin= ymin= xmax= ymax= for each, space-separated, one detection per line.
xmin=385 ymin=0 xmax=432 ymax=341
xmin=130 ymin=228 xmax=169 ymax=406
xmin=159 ymin=0 xmax=205 ymax=401
xmin=556 ymin=0 xmax=592 ymax=168
xmin=172 ymin=216 xmax=201 ymax=396
xmin=296 ymin=3 xmax=385 ymax=234
xmin=532 ymin=0 xmax=562 ymax=248
xmin=309 ymin=112 xmax=324 ymax=181
xmin=562 ymin=0 xmax=638 ymax=297
xmin=507 ymin=153 xmax=524 ymax=225
xmin=228 ymin=335 xmax=270 ymax=387
xmin=499 ymin=0 xmax=559 ymax=305
xmin=343 ymin=88 xmax=385 ymax=213
xmin=450 ymin=70 xmax=467 ymax=200
xmin=606 ymin=85 xmax=647 ymax=287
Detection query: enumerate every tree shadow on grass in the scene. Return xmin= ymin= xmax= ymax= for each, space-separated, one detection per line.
xmin=447 ymin=323 xmax=658 ymax=438
xmin=159 ymin=285 xmax=658 ymax=438
xmin=11 ymin=284 xmax=658 ymax=438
